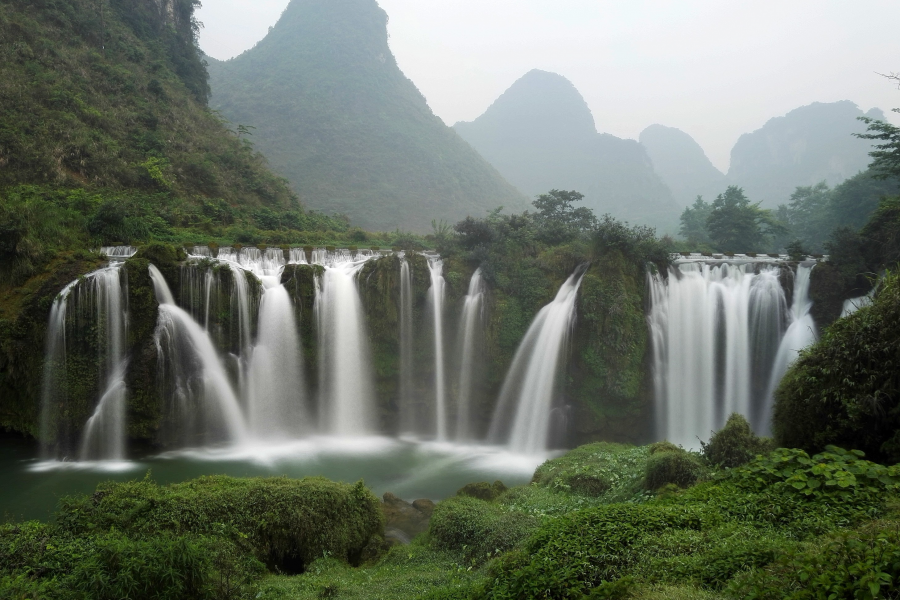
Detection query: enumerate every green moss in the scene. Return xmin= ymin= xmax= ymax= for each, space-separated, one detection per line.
xmin=123 ymin=257 xmax=162 ymax=443
xmin=644 ymin=449 xmax=707 ymax=490
xmin=56 ymin=475 xmax=383 ymax=573
xmin=456 ymin=481 xmax=508 ymax=502
xmin=701 ymin=413 xmax=775 ymax=469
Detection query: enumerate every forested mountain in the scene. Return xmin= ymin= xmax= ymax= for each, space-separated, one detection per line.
xmin=453 ymin=70 xmax=680 ymax=232
xmin=726 ymin=101 xmax=883 ymax=207
xmin=639 ymin=124 xmax=725 ymax=207
xmin=0 ymin=0 xmax=299 ymax=215
xmin=206 ymin=0 xmax=527 ymax=233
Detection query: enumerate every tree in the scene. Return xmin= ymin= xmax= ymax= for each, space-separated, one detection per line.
xmin=776 ymin=182 xmax=833 ymax=253
xmin=855 ymin=72 xmax=900 ymax=179
xmin=705 ymin=186 xmax=783 ymax=253
xmin=678 ymin=196 xmax=713 ymax=246
xmin=531 ymin=189 xmax=597 ymax=244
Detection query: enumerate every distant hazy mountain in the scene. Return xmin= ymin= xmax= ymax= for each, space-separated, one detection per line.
xmin=639 ymin=125 xmax=725 ymax=207
xmin=453 ymin=70 xmax=680 ymax=232
xmin=726 ymin=101 xmax=883 ymax=207
xmin=207 ymin=0 xmax=527 ymax=232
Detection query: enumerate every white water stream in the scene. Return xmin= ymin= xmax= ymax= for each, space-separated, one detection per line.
xmin=455 ymin=268 xmax=484 ymax=441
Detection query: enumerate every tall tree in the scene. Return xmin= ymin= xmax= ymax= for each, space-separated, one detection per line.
xmin=706 ymin=186 xmax=782 ymax=252
xmin=679 ymin=196 xmax=713 ymax=246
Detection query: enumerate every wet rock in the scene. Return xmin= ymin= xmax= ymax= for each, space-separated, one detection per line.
xmin=381 ymin=492 xmax=433 ymax=543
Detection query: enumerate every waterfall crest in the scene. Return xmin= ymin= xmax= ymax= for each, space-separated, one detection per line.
xmin=489 ymin=268 xmax=586 ymax=454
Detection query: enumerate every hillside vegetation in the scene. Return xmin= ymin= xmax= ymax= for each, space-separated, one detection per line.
xmin=0 ymin=0 xmax=355 ymax=288
xmin=207 ymin=0 xmax=528 ymax=233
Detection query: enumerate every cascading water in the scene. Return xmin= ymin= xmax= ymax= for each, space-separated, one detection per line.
xmin=489 ymin=268 xmax=586 ymax=454
xmin=78 ymin=266 xmax=129 ymax=461
xmin=316 ymin=255 xmax=376 ymax=436
xmin=151 ymin=265 xmax=249 ymax=447
xmin=760 ymin=264 xmax=818 ymax=432
xmin=399 ymin=258 xmax=415 ymax=434
xmin=455 ymin=268 xmax=484 ymax=441
xmin=648 ymin=260 xmax=817 ymax=446
xmin=246 ymin=278 xmax=308 ymax=438
xmin=39 ymin=281 xmax=77 ymax=458
xmin=427 ymin=257 xmax=448 ymax=441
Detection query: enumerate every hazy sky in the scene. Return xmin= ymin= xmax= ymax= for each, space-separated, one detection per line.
xmin=196 ymin=0 xmax=900 ymax=172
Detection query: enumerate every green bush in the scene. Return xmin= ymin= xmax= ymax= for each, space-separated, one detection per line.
xmin=730 ymin=517 xmax=900 ymax=600
xmin=478 ymin=504 xmax=703 ymax=599
xmin=428 ymin=496 xmax=538 ymax=563
xmin=701 ymin=414 xmax=775 ymax=468
xmin=773 ymin=271 xmax=900 ymax=463
xmin=645 ymin=448 xmax=706 ymax=490
xmin=457 ymin=481 xmax=508 ymax=502
xmin=55 ymin=475 xmax=383 ymax=573
xmin=531 ymin=443 xmax=650 ymax=501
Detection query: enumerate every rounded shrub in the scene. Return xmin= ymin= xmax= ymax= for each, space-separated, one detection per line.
xmin=644 ymin=446 xmax=706 ymax=490
xmin=702 ymin=413 xmax=775 ymax=468
xmin=55 ymin=476 xmax=383 ymax=573
xmin=429 ymin=496 xmax=538 ymax=563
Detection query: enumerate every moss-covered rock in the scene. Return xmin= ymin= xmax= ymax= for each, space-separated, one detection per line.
xmin=123 ymin=258 xmax=162 ymax=445
xmin=644 ymin=445 xmax=706 ymax=490
xmin=429 ymin=495 xmax=538 ymax=563
xmin=569 ymin=250 xmax=652 ymax=445
xmin=57 ymin=475 xmax=383 ymax=573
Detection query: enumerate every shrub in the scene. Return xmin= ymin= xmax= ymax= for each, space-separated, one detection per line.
xmin=645 ymin=448 xmax=706 ymax=490
xmin=481 ymin=504 xmax=703 ymax=599
xmin=773 ymin=271 xmax=900 ymax=463
xmin=429 ymin=496 xmax=538 ymax=563
xmin=531 ymin=443 xmax=650 ymax=500
xmin=55 ymin=475 xmax=383 ymax=573
xmin=701 ymin=414 xmax=775 ymax=468
xmin=457 ymin=481 xmax=508 ymax=502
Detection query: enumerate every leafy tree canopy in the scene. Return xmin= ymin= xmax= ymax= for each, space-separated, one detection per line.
xmin=706 ymin=186 xmax=783 ymax=253
xmin=679 ymin=196 xmax=713 ymax=247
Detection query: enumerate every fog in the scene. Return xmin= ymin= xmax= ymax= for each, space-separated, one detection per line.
xmin=197 ymin=0 xmax=900 ymax=171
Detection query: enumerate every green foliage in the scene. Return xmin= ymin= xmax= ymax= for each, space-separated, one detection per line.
xmin=531 ymin=443 xmax=650 ymax=502
xmin=56 ymin=475 xmax=383 ymax=572
xmin=857 ymin=108 xmax=900 ymax=180
xmin=773 ymin=272 xmax=900 ymax=462
xmin=705 ymin=186 xmax=784 ymax=253
xmin=457 ymin=481 xmax=509 ymax=502
xmin=730 ymin=447 xmax=900 ymax=502
xmin=644 ymin=447 xmax=707 ymax=490
xmin=428 ymin=496 xmax=539 ymax=564
xmin=731 ymin=516 xmax=900 ymax=600
xmin=679 ymin=197 xmax=713 ymax=247
xmin=701 ymin=414 xmax=775 ymax=469
xmin=532 ymin=190 xmax=598 ymax=244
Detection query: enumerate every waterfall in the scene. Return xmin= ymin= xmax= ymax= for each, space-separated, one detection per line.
xmin=150 ymin=265 xmax=249 ymax=447
xmin=246 ymin=279 xmax=308 ymax=438
xmin=78 ymin=266 xmax=129 ymax=461
xmin=39 ymin=281 xmax=77 ymax=458
xmin=316 ymin=256 xmax=375 ymax=435
xmin=427 ymin=257 xmax=448 ymax=441
xmin=842 ymin=292 xmax=874 ymax=317
xmin=489 ymin=268 xmax=586 ymax=454
xmin=648 ymin=260 xmax=815 ymax=446
xmin=455 ymin=268 xmax=484 ymax=441
xmin=399 ymin=258 xmax=415 ymax=434
xmin=761 ymin=264 xmax=818 ymax=432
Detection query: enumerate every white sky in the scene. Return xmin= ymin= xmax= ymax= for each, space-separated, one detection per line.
xmin=196 ymin=0 xmax=900 ymax=172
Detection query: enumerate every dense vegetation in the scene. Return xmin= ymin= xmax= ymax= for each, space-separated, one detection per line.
xmin=207 ymin=0 xmax=527 ymax=233
xmin=0 ymin=0 xmax=370 ymax=290
xmin=0 ymin=476 xmax=382 ymax=599
xmin=436 ymin=190 xmax=669 ymax=442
